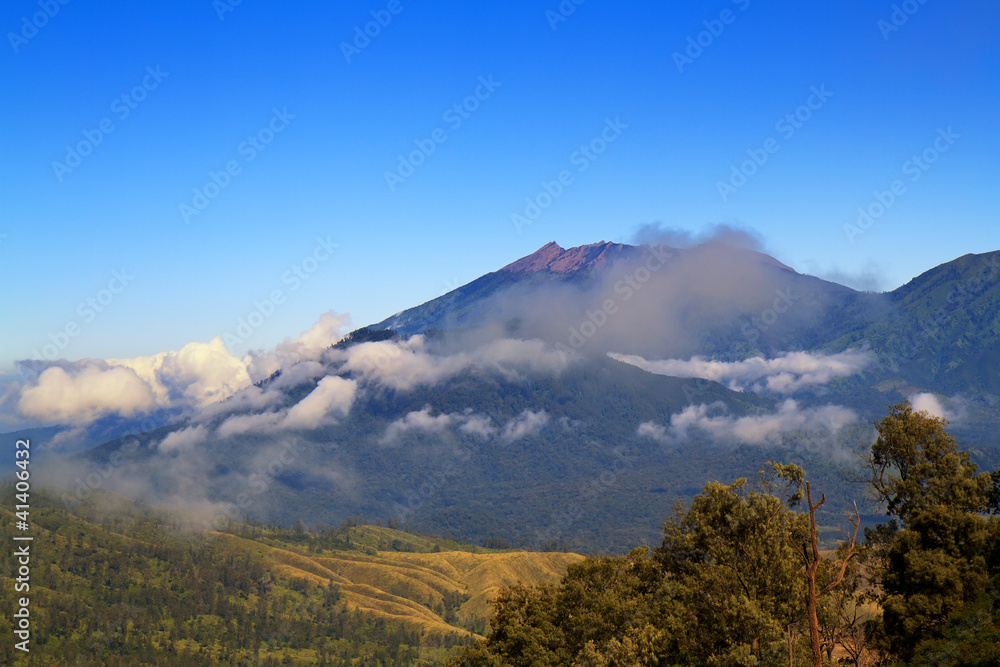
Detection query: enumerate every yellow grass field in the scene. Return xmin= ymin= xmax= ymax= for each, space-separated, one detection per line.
xmin=210 ymin=526 xmax=584 ymax=642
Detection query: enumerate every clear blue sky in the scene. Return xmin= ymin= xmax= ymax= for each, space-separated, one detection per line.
xmin=2 ymin=0 xmax=998 ymax=371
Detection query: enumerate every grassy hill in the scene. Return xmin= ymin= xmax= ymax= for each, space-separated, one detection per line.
xmin=0 ymin=490 xmax=580 ymax=665
xmin=211 ymin=524 xmax=582 ymax=640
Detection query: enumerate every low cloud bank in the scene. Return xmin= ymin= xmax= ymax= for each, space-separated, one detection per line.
xmin=7 ymin=311 xmax=350 ymax=427
xmin=334 ymin=335 xmax=572 ymax=392
xmin=610 ymin=349 xmax=873 ymax=393
xmin=907 ymin=392 xmax=967 ymax=422
xmin=638 ymin=399 xmax=858 ymax=448
xmin=380 ymin=406 xmax=549 ymax=445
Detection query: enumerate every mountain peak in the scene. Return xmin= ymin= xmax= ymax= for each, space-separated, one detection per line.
xmin=500 ymin=240 xmax=648 ymax=275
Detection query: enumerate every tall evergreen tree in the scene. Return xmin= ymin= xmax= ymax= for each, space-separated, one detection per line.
xmin=863 ymin=401 xmax=994 ymax=662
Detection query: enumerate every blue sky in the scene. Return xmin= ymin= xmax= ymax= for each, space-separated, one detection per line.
xmin=2 ymin=0 xmax=998 ymax=371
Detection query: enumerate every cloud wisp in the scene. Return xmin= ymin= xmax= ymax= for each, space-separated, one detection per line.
xmin=638 ymin=399 xmax=859 ymax=449
xmin=379 ymin=406 xmax=549 ymax=446
xmin=609 ymin=349 xmax=873 ymax=393
xmin=333 ymin=335 xmax=573 ymax=392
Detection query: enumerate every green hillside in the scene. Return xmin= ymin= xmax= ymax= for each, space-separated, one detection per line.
xmin=0 ymin=491 xmax=580 ymax=666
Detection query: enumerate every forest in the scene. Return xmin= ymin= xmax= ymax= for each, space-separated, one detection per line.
xmin=3 ymin=401 xmax=998 ymax=665
xmin=450 ymin=402 xmax=1000 ymax=666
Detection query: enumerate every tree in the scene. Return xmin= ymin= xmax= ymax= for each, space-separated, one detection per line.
xmin=792 ymin=479 xmax=860 ymax=667
xmin=454 ymin=463 xmax=878 ymax=666
xmin=862 ymin=401 xmax=994 ymax=662
xmin=655 ymin=470 xmax=810 ymax=665
xmin=816 ymin=547 xmax=880 ymax=667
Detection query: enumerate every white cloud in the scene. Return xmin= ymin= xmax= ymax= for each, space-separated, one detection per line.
xmin=336 ymin=336 xmax=572 ymax=391
xmin=110 ymin=337 xmax=251 ymax=409
xmin=246 ymin=311 xmax=349 ymax=382
xmin=501 ymin=409 xmax=550 ymax=443
xmin=907 ymin=392 xmax=964 ymax=421
xmin=217 ymin=411 xmax=283 ymax=438
xmin=636 ymin=421 xmax=667 ymax=442
xmin=609 ymin=349 xmax=873 ymax=393
xmin=18 ymin=364 xmax=157 ymax=423
xmin=215 ymin=375 xmax=357 ymax=436
xmin=380 ymin=406 xmax=547 ymax=445
xmin=282 ymin=376 xmax=357 ymax=430
xmin=269 ymin=361 xmax=328 ymax=390
xmin=9 ymin=313 xmax=350 ymax=427
xmin=159 ymin=425 xmax=209 ymax=454
xmin=638 ymin=399 xmax=858 ymax=447
xmin=458 ymin=413 xmax=497 ymax=439
xmin=14 ymin=338 xmax=252 ymax=425
xmin=195 ymin=383 xmax=285 ymax=422
xmin=381 ymin=406 xmax=455 ymax=444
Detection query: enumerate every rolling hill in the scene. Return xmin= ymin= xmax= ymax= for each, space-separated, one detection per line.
xmin=0 ymin=489 xmax=580 ymax=665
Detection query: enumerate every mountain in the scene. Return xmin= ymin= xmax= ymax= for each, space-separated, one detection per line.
xmin=66 ymin=356 xmax=774 ymax=553
xmin=827 ymin=251 xmax=1000 ymax=394
xmin=376 ymin=241 xmax=1000 ymax=401
xmin=376 ymin=240 xmax=809 ymax=341
xmin=34 ymin=242 xmax=1000 ymax=554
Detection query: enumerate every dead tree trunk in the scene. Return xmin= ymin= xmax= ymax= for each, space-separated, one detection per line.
xmin=796 ymin=482 xmax=861 ymax=667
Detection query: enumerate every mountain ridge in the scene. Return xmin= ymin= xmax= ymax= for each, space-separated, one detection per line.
xmin=24 ymin=244 xmax=1000 ymax=555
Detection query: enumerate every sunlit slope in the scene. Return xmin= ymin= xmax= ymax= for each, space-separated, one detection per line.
xmin=211 ymin=526 xmax=584 ymax=641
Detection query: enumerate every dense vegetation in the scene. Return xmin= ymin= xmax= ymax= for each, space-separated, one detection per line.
xmin=4 ymin=402 xmax=997 ymax=665
xmin=0 ymin=497 xmax=442 ymax=665
xmin=82 ymin=356 xmax=860 ymax=555
xmin=451 ymin=402 xmax=1000 ymax=666
xmin=0 ymin=495 xmax=581 ymax=665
